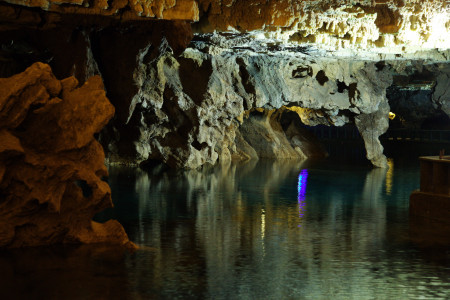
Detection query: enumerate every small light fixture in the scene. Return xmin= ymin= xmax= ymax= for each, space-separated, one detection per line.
xmin=389 ymin=112 xmax=396 ymax=120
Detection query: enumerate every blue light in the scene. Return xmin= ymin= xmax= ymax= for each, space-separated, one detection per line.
xmin=297 ymin=169 xmax=308 ymax=227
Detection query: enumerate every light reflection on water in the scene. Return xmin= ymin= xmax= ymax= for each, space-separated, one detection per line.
xmin=297 ymin=169 xmax=308 ymax=227
xmin=1 ymin=158 xmax=450 ymax=299
xmin=107 ymin=159 xmax=449 ymax=299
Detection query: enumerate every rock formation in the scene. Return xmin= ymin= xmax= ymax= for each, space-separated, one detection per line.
xmin=2 ymin=0 xmax=449 ymax=53
xmin=102 ymin=33 xmax=393 ymax=168
xmin=387 ymin=62 xmax=450 ymax=129
xmin=0 ymin=0 xmax=448 ymax=249
xmin=0 ymin=62 xmax=131 ymax=248
xmin=0 ymin=0 xmax=448 ymax=172
xmin=2 ymin=0 xmax=199 ymax=21
xmin=196 ymin=0 xmax=450 ymax=53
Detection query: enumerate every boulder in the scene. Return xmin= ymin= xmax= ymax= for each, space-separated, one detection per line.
xmin=0 ymin=62 xmax=132 ymax=248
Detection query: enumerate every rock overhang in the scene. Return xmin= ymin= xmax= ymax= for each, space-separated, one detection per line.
xmin=1 ymin=0 xmax=449 ymax=60
xmin=0 ymin=0 xmax=448 ymax=170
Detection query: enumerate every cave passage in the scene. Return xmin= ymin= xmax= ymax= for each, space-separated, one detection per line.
xmin=0 ymin=1 xmax=450 ymax=298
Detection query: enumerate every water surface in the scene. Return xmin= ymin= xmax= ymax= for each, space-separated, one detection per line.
xmin=1 ymin=153 xmax=450 ymax=299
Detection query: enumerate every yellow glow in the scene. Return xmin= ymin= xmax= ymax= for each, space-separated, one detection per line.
xmin=389 ymin=112 xmax=396 ymax=120
xmin=386 ymin=158 xmax=394 ymax=195
xmin=261 ymin=208 xmax=266 ymax=257
xmin=261 ymin=208 xmax=265 ymax=240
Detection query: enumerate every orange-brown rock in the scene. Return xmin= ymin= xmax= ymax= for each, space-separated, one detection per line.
xmin=0 ymin=62 xmax=132 ymax=248
xmin=2 ymin=0 xmax=199 ymax=21
xmin=1 ymin=0 xmax=448 ymax=51
xmin=195 ymin=0 xmax=449 ymax=50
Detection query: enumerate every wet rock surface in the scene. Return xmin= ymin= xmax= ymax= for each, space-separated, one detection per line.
xmin=0 ymin=62 xmax=132 ymax=248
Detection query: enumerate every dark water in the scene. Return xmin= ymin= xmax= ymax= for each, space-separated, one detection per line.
xmin=1 ymin=145 xmax=450 ymax=299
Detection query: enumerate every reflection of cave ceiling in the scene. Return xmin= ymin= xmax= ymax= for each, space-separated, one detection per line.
xmin=2 ymin=0 xmax=449 ymax=58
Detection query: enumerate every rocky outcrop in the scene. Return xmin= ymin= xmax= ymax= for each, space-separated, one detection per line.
xmin=0 ymin=0 xmax=448 ymax=172
xmin=239 ymin=108 xmax=328 ymax=160
xmin=385 ymin=61 xmax=450 ymax=129
xmin=103 ymin=33 xmax=392 ymax=168
xmin=0 ymin=62 xmax=131 ymax=248
xmin=433 ymin=65 xmax=450 ymax=118
xmin=355 ymin=101 xmax=390 ymax=168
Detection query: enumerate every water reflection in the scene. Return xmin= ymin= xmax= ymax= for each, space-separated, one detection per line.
xmin=102 ymin=159 xmax=449 ymax=299
xmin=2 ymin=159 xmax=449 ymax=299
xmin=386 ymin=158 xmax=394 ymax=195
xmin=297 ymin=169 xmax=308 ymax=227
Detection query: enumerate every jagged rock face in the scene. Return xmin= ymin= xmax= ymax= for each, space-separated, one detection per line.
xmin=107 ymin=33 xmax=392 ymax=168
xmin=239 ymin=109 xmax=328 ymax=160
xmin=3 ymin=0 xmax=448 ymax=55
xmin=0 ymin=62 xmax=132 ymax=248
xmin=433 ymin=65 xmax=450 ymax=117
xmin=387 ymin=61 xmax=450 ymax=129
xmin=2 ymin=0 xmax=199 ymax=21
xmin=0 ymin=0 xmax=447 ymax=253
xmin=0 ymin=0 xmax=448 ymax=172
xmin=355 ymin=101 xmax=390 ymax=168
xmin=196 ymin=0 xmax=450 ymax=53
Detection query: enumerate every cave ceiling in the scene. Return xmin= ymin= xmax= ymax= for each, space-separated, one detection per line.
xmin=1 ymin=0 xmax=449 ymax=60
xmin=0 ymin=0 xmax=449 ymax=169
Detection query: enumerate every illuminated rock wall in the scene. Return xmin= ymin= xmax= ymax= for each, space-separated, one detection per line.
xmin=1 ymin=0 xmax=199 ymax=21
xmin=104 ymin=33 xmax=392 ymax=168
xmin=2 ymin=0 xmax=448 ymax=52
xmin=0 ymin=62 xmax=131 ymax=248
xmin=196 ymin=0 xmax=450 ymax=52
xmin=0 ymin=0 xmax=449 ymax=171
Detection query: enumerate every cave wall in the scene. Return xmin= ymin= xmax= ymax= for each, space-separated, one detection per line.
xmin=104 ymin=32 xmax=394 ymax=168
xmin=0 ymin=62 xmax=132 ymax=248
xmin=387 ymin=61 xmax=450 ymax=129
xmin=3 ymin=0 xmax=449 ymax=52
xmin=0 ymin=0 xmax=449 ymax=248
xmin=0 ymin=0 xmax=448 ymax=171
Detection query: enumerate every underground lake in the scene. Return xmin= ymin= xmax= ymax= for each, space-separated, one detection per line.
xmin=1 ymin=1 xmax=450 ymax=298
xmin=1 ymin=144 xmax=449 ymax=299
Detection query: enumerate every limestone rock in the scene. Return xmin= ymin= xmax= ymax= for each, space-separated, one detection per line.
xmin=386 ymin=61 xmax=450 ymax=129
xmin=2 ymin=0 xmax=449 ymax=57
xmin=355 ymin=101 xmax=390 ymax=168
xmin=433 ymin=66 xmax=450 ymax=117
xmin=196 ymin=0 xmax=450 ymax=54
xmin=2 ymin=1 xmax=446 ymax=171
xmin=239 ymin=109 xmax=301 ymax=159
xmin=104 ymin=33 xmax=392 ymax=168
xmin=233 ymin=126 xmax=259 ymax=161
xmin=2 ymin=0 xmax=199 ymax=21
xmin=238 ymin=109 xmax=328 ymax=160
xmin=0 ymin=62 xmax=132 ymax=248
xmin=281 ymin=110 xmax=328 ymax=159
